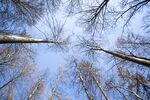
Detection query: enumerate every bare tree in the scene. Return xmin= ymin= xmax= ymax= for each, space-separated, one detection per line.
xmin=0 ymin=35 xmax=36 ymax=100
xmin=0 ymin=0 xmax=150 ymax=100
xmin=68 ymin=58 xmax=108 ymax=100
xmin=27 ymin=71 xmax=47 ymax=100
xmin=0 ymin=66 xmax=32 ymax=90
xmin=48 ymin=66 xmax=70 ymax=100
xmin=0 ymin=0 xmax=43 ymax=28
xmin=115 ymin=0 xmax=150 ymax=28
xmin=0 ymin=35 xmax=65 ymax=44
xmin=117 ymin=33 xmax=150 ymax=57
xmin=68 ymin=59 xmax=94 ymax=100
xmin=106 ymin=67 xmax=150 ymax=100
xmin=78 ymin=38 xmax=150 ymax=68
xmin=0 ymin=60 xmax=34 ymax=99
xmin=76 ymin=67 xmax=94 ymax=100
xmin=78 ymin=60 xmax=109 ymax=100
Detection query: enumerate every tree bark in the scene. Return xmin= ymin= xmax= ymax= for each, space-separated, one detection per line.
xmin=0 ymin=73 xmax=21 ymax=90
xmin=93 ymin=76 xmax=109 ymax=100
xmin=0 ymin=35 xmax=58 ymax=44
xmin=48 ymin=79 xmax=58 ymax=100
xmin=93 ymin=47 xmax=150 ymax=68
xmin=28 ymin=81 xmax=41 ymax=100
xmin=77 ymin=68 xmax=93 ymax=100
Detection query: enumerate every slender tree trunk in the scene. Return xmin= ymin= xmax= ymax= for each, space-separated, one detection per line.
xmin=49 ymin=88 xmax=55 ymax=100
xmin=93 ymin=76 xmax=109 ymax=100
xmin=48 ymin=79 xmax=58 ymax=100
xmin=0 ymin=35 xmax=58 ymax=44
xmin=0 ymin=74 xmax=20 ymax=90
xmin=113 ymin=86 xmax=128 ymax=100
xmin=110 ymin=82 xmax=143 ymax=100
xmin=77 ymin=68 xmax=93 ymax=100
xmin=28 ymin=81 xmax=41 ymax=100
xmin=93 ymin=47 xmax=150 ymax=68
xmin=0 ymin=78 xmax=15 ymax=90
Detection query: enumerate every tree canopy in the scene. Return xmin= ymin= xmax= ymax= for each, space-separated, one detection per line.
xmin=0 ymin=0 xmax=150 ymax=100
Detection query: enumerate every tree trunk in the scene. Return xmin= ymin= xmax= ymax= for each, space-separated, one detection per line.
xmin=28 ymin=81 xmax=41 ymax=100
xmin=48 ymin=79 xmax=58 ymax=100
xmin=77 ymin=68 xmax=93 ymax=100
xmin=0 ymin=78 xmax=15 ymax=90
xmin=93 ymin=47 xmax=150 ymax=68
xmin=0 ymin=74 xmax=20 ymax=90
xmin=0 ymin=35 xmax=58 ymax=44
xmin=93 ymin=76 xmax=109 ymax=100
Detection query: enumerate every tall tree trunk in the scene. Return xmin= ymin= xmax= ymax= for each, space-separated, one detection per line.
xmin=0 ymin=74 xmax=21 ymax=90
xmin=0 ymin=35 xmax=58 ymax=44
xmin=93 ymin=76 xmax=109 ymax=100
xmin=48 ymin=79 xmax=58 ymax=100
xmin=77 ymin=68 xmax=93 ymax=100
xmin=28 ymin=81 xmax=41 ymax=100
xmin=93 ymin=47 xmax=150 ymax=68
xmin=49 ymin=88 xmax=55 ymax=100
xmin=0 ymin=77 xmax=17 ymax=90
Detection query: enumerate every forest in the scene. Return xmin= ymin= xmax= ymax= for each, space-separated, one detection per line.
xmin=0 ymin=0 xmax=150 ymax=100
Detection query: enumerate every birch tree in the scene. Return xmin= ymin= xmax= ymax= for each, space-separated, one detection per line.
xmin=69 ymin=58 xmax=108 ymax=100
xmin=106 ymin=67 xmax=150 ymax=100
xmin=48 ymin=66 xmax=70 ymax=100
xmin=78 ymin=38 xmax=150 ymax=68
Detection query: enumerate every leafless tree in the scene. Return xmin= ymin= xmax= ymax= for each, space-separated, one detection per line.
xmin=117 ymin=33 xmax=150 ymax=57
xmin=106 ymin=67 xmax=150 ymax=100
xmin=27 ymin=74 xmax=46 ymax=100
xmin=0 ymin=34 xmax=65 ymax=44
xmin=115 ymin=0 xmax=150 ymax=28
xmin=48 ymin=66 xmax=71 ymax=100
xmin=78 ymin=37 xmax=150 ymax=68
xmin=0 ymin=60 xmax=34 ymax=99
xmin=68 ymin=58 xmax=108 ymax=100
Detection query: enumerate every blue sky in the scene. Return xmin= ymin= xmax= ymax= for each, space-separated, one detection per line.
xmin=26 ymin=0 xmax=149 ymax=99
xmin=0 ymin=0 xmax=149 ymax=100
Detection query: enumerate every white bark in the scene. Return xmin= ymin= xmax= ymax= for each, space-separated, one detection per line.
xmin=77 ymin=68 xmax=93 ymax=100
xmin=0 ymin=35 xmax=58 ymax=44
xmin=93 ymin=47 xmax=150 ymax=68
